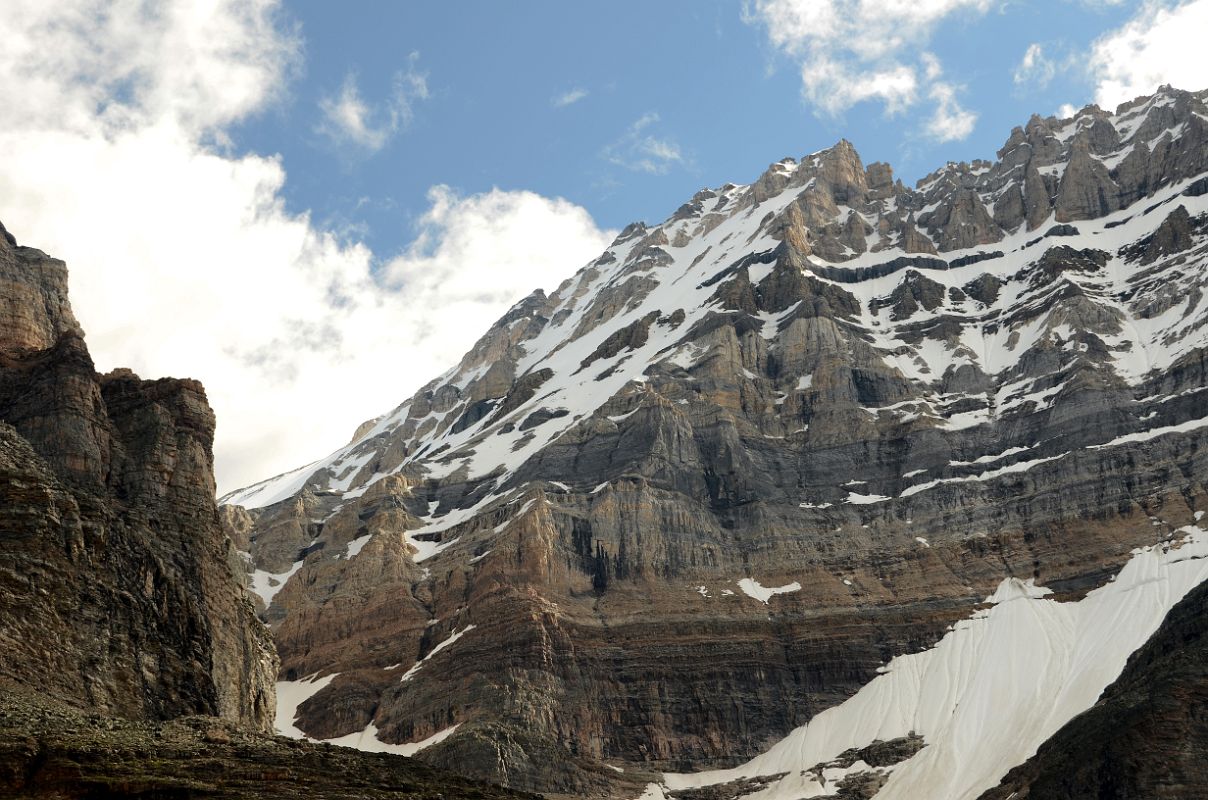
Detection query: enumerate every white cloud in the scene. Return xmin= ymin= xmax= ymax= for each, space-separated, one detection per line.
xmin=603 ymin=113 xmax=687 ymax=175
xmin=1014 ymin=43 xmax=1056 ymax=89
xmin=927 ymin=81 xmax=978 ymax=141
xmin=1089 ymin=0 xmax=1208 ymax=109
xmin=317 ymin=53 xmax=428 ymax=152
xmin=383 ymin=186 xmax=613 ymax=340
xmin=914 ymin=54 xmax=977 ymax=141
xmin=745 ymin=0 xmax=990 ymax=139
xmin=0 ymin=0 xmax=612 ymax=493
xmin=390 ymin=53 xmax=431 ymax=129
xmin=0 ymin=0 xmax=298 ymax=138
xmin=552 ymin=88 xmax=589 ymax=107
xmin=318 ymin=74 xmax=390 ymax=150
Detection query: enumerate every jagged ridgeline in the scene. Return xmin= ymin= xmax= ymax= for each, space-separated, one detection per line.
xmin=224 ymin=86 xmax=1208 ymax=797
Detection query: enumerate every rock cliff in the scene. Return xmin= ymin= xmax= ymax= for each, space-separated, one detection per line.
xmin=0 ymin=229 xmax=277 ymax=730
xmin=225 ymin=86 xmax=1208 ymax=795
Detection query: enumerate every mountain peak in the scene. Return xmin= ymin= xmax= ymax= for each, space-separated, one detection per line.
xmin=222 ymin=86 xmax=1208 ymax=795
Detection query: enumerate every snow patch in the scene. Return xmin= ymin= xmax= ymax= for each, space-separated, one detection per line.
xmin=323 ymin=721 xmax=460 ymax=756
xmin=344 ymin=534 xmax=372 ymax=559
xmin=1089 ymin=416 xmax=1208 ymax=449
xmin=845 ymin=492 xmax=892 ymax=505
xmin=275 ymin=673 xmax=337 ymax=738
xmin=399 ymin=625 xmax=477 ymax=684
xmin=249 ymin=560 xmax=304 ymax=607
xmin=737 ymin=578 xmax=802 ymax=604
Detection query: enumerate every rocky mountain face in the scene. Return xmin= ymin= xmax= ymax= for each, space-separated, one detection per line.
xmin=0 ymin=228 xmax=277 ymax=730
xmin=225 ymin=86 xmax=1208 ymax=797
xmin=0 ymin=224 xmax=542 ymax=800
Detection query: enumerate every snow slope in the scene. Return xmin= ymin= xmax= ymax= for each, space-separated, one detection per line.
xmin=639 ymin=527 xmax=1208 ymax=800
xmin=275 ymin=672 xmax=457 ymax=756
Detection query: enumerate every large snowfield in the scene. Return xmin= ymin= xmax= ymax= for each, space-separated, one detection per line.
xmin=639 ymin=526 xmax=1208 ymax=800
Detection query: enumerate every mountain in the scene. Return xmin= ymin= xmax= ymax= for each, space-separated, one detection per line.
xmin=223 ymin=85 xmax=1208 ymax=796
xmin=0 ymin=222 xmax=541 ymax=800
xmin=0 ymin=224 xmax=277 ymax=729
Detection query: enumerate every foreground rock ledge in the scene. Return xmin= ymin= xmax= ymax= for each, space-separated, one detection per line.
xmin=0 ymin=685 xmax=541 ymax=800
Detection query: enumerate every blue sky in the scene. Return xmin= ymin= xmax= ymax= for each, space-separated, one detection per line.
xmin=2 ymin=0 xmax=1204 ymax=491
xmin=236 ymin=1 xmax=1137 ymax=256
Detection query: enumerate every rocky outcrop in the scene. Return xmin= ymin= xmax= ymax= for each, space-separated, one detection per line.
xmin=979 ymin=576 xmax=1208 ymax=800
xmin=921 ymin=187 xmax=1003 ymax=250
xmin=0 ymin=237 xmax=79 ymax=354
xmin=1124 ymin=204 xmax=1208 ymax=265
xmin=1055 ymin=142 xmax=1120 ymax=222
xmin=0 ymin=684 xmax=540 ymax=800
xmin=0 ymin=226 xmax=277 ymax=732
xmin=225 ymin=86 xmax=1208 ymax=795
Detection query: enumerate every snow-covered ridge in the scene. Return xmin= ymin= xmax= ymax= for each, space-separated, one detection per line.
xmin=639 ymin=527 xmax=1208 ymax=800
xmin=226 ymin=86 xmax=1208 ymax=792
xmin=224 ymin=86 xmax=1208 ymax=621
xmin=226 ymin=85 xmax=1208 ymax=517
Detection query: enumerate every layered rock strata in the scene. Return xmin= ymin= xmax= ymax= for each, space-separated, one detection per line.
xmin=0 ymin=228 xmax=277 ymax=730
xmin=226 ymin=86 xmax=1208 ymax=794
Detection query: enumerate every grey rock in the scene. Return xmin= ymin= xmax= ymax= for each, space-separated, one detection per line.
xmin=1133 ymin=204 xmax=1202 ymax=264
xmin=922 ymin=188 xmax=1003 ymax=250
xmin=223 ymin=86 xmax=1208 ymax=794
xmin=1023 ymin=163 xmax=1054 ymax=231
xmin=1055 ymin=142 xmax=1121 ymax=222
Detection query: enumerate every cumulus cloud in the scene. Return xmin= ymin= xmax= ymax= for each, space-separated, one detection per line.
xmin=1 ymin=0 xmax=298 ymax=137
xmin=0 ymin=0 xmax=613 ymax=493
xmin=927 ymin=81 xmax=978 ymax=141
xmin=552 ymin=87 xmax=589 ymax=108
xmin=1014 ymin=43 xmax=1056 ymax=89
xmin=1089 ymin=0 xmax=1208 ymax=109
xmin=603 ymin=113 xmax=687 ymax=175
xmin=317 ymin=53 xmax=428 ymax=152
xmin=745 ymin=0 xmax=988 ymax=140
xmin=383 ymin=186 xmax=613 ymax=344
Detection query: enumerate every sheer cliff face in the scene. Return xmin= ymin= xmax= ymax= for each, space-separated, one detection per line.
xmin=227 ymin=87 xmax=1208 ymax=793
xmin=0 ymin=232 xmax=277 ymax=732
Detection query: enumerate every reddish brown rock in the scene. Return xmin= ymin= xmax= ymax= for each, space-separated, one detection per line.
xmin=0 ymin=224 xmax=277 ymax=732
